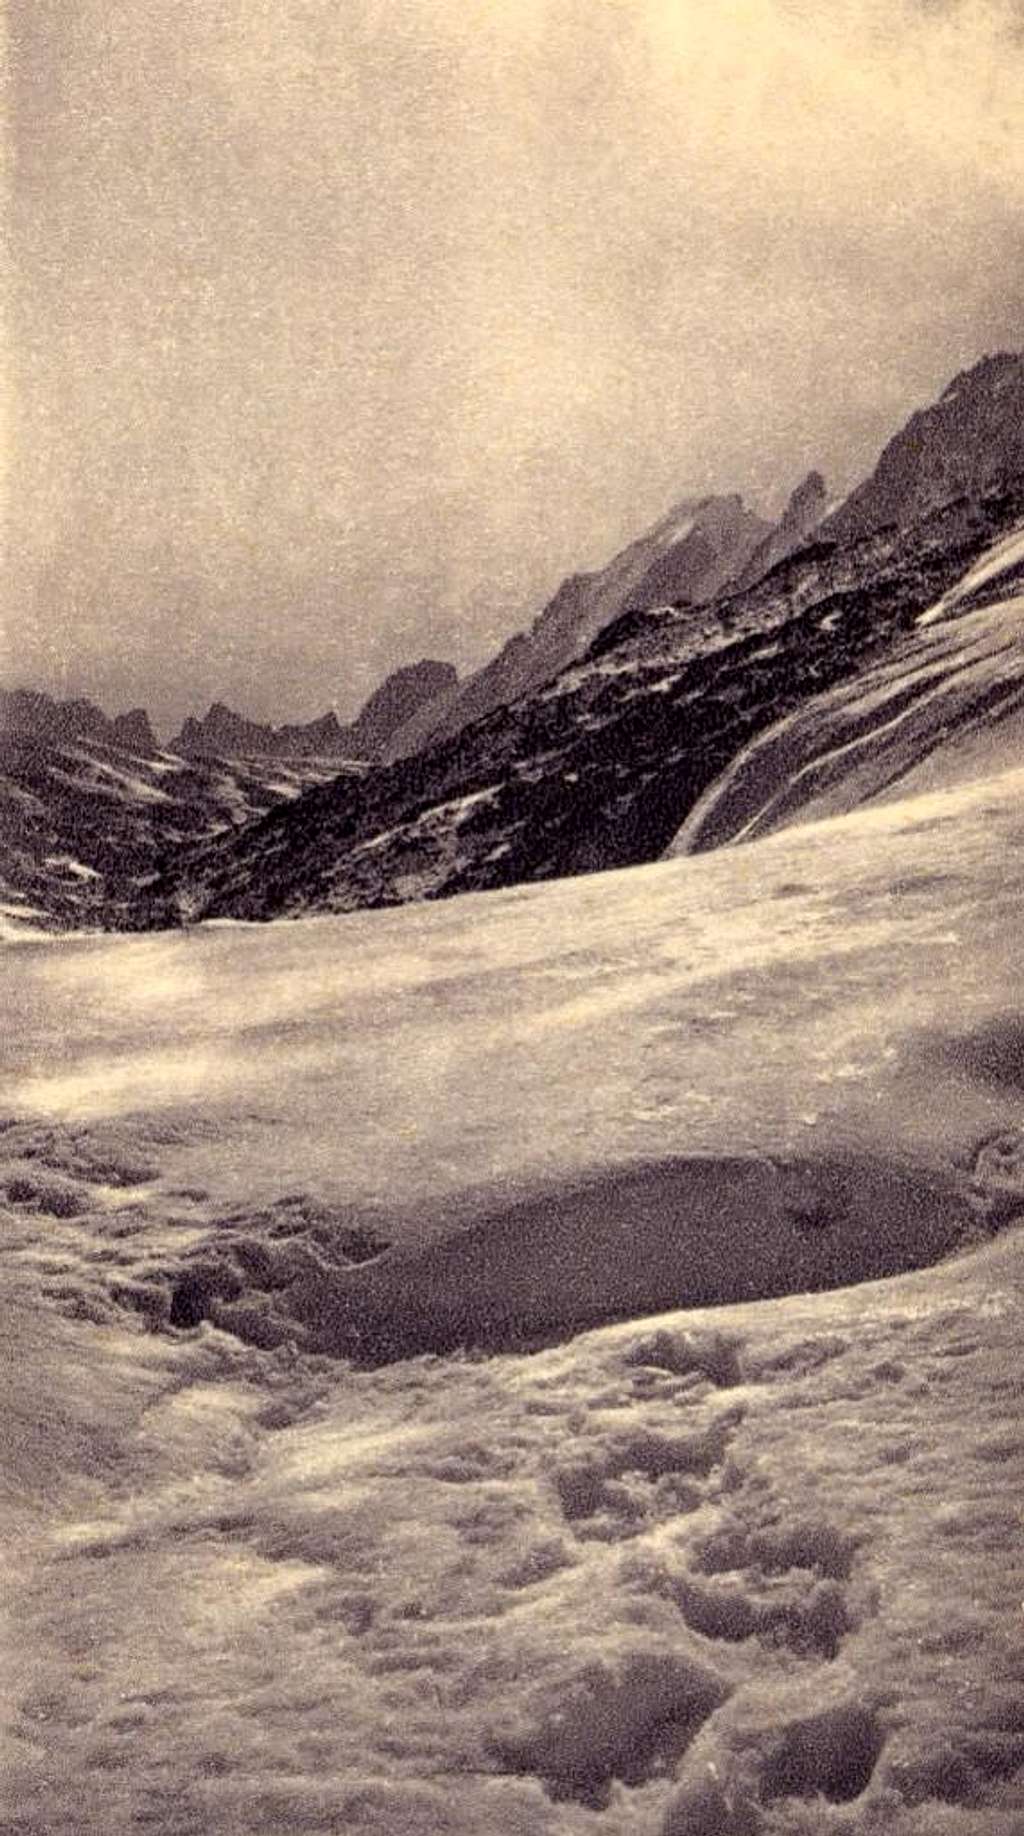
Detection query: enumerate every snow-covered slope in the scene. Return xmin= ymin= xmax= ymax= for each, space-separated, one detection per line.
xmin=917 ymin=520 xmax=1024 ymax=626
xmin=9 ymin=766 xmax=1024 ymax=1245
xmin=3 ymin=765 xmax=1024 ymax=1833
xmin=0 ymin=735 xmax=364 ymax=929
xmin=669 ymin=525 xmax=1024 ymax=854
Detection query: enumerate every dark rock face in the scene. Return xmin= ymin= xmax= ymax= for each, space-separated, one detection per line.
xmin=390 ymin=494 xmax=773 ymax=755
xmin=0 ymin=688 xmax=154 ymax=752
xmin=272 ymin=711 xmax=349 ymax=756
xmin=172 ymin=702 xmax=351 ymax=759
xmin=824 ymin=353 xmax=1024 ymax=541
xmin=383 ymin=673 xmax=465 ymax=759
xmin=174 ymin=704 xmax=268 ymax=756
xmin=735 ymin=470 xmax=829 ymax=591
xmin=627 ymin=495 xmax=771 ymax=609
xmin=349 ymin=659 xmax=458 ymax=754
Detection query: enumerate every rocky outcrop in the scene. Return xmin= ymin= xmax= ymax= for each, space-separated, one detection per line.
xmin=823 ymin=352 xmax=1024 ymax=541
xmin=0 ymin=688 xmax=155 ymax=753
xmin=111 ymin=709 xmax=158 ymax=753
xmin=271 ymin=711 xmax=349 ymax=756
xmin=172 ymin=702 xmax=351 ymax=759
xmin=734 ymin=470 xmax=829 ymax=590
xmin=389 ymin=494 xmax=773 ymax=756
xmin=350 ymin=660 xmax=458 ymax=755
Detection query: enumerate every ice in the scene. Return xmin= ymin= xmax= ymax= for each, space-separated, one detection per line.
xmin=918 ymin=521 xmax=1024 ymax=624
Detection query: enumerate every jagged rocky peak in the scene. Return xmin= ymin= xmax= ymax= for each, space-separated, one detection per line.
xmin=733 ymin=470 xmax=829 ymax=592
xmin=624 ymin=492 xmax=771 ymax=610
xmin=111 ymin=708 xmax=157 ymax=753
xmin=273 ymin=711 xmax=348 ymax=756
xmin=824 ymin=350 xmax=1024 ymax=541
xmin=350 ymin=659 xmax=458 ymax=752
xmin=173 ymin=703 xmax=267 ymax=757
xmin=783 ymin=468 xmax=828 ymax=524
xmin=386 ymin=492 xmax=773 ymax=757
xmin=172 ymin=702 xmax=349 ymax=759
xmin=171 ymin=663 xmax=460 ymax=763
xmin=132 ymin=345 xmax=1024 ymax=931
xmin=0 ymin=687 xmax=156 ymax=752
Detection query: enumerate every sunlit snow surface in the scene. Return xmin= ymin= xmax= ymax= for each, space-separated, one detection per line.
xmin=3 ymin=767 xmax=1024 ymax=1833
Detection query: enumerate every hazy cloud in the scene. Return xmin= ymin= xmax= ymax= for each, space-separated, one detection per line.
xmin=6 ymin=0 xmax=1023 ymax=733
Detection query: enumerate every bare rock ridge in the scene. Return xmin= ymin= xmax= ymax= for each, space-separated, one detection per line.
xmin=173 ymin=702 xmax=350 ymax=759
xmin=385 ymin=476 xmax=831 ymax=761
xmin=346 ymin=657 xmax=458 ymax=753
xmin=0 ymin=657 xmax=458 ymax=772
xmin=734 ymin=469 xmax=829 ymax=590
xmin=823 ymin=351 xmax=1024 ymax=541
xmin=171 ymin=658 xmax=457 ymax=760
xmin=111 ymin=708 xmax=157 ymax=752
xmin=129 ymin=351 xmax=1024 ymax=928
xmin=0 ymin=687 xmax=157 ymax=755
xmin=385 ymin=492 xmax=775 ymax=757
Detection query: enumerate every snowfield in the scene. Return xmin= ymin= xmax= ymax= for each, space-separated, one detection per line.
xmin=3 ymin=765 xmax=1024 ymax=1833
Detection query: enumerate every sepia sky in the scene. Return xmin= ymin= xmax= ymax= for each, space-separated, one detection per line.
xmin=6 ymin=0 xmax=1024 ymax=735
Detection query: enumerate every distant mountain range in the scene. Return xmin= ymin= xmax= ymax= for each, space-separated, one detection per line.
xmin=170 ymin=659 xmax=458 ymax=760
xmin=122 ymin=350 xmax=1024 ymax=929
xmin=5 ymin=350 xmax=1023 ymax=934
xmin=0 ymin=660 xmax=457 ymax=929
xmin=0 ymin=689 xmax=159 ymax=756
xmin=0 ymin=660 xmax=459 ymax=767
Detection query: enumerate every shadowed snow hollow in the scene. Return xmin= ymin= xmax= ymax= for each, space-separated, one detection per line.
xmin=5 ymin=764 xmax=1024 ymax=1358
xmin=4 ymin=756 xmax=1024 ymax=1835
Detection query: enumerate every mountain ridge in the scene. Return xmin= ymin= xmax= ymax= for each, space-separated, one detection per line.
xmin=823 ymin=351 xmax=1024 ymax=541
xmin=170 ymin=657 xmax=458 ymax=759
xmin=10 ymin=351 xmax=1024 ymax=934
xmin=127 ymin=347 xmax=1024 ymax=929
xmin=0 ymin=688 xmax=158 ymax=755
xmin=385 ymin=491 xmax=776 ymax=757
